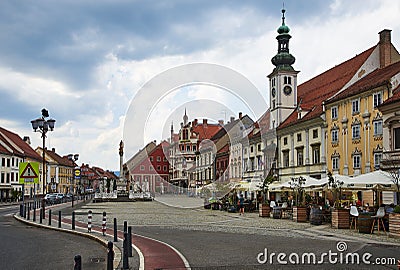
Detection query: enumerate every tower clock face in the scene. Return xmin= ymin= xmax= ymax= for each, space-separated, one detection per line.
xmin=283 ymin=85 xmax=292 ymax=96
xmin=271 ymin=88 xmax=276 ymax=98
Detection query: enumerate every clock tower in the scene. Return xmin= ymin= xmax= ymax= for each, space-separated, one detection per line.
xmin=268 ymin=8 xmax=299 ymax=128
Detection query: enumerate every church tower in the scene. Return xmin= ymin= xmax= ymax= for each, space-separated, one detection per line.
xmin=268 ymin=8 xmax=299 ymax=128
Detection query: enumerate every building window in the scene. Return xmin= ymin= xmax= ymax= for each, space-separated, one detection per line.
xmin=313 ymin=129 xmax=318 ymax=139
xmin=352 ymin=125 xmax=360 ymax=139
xmin=374 ymin=153 xmax=382 ymax=169
xmin=149 ymin=166 xmax=154 ymax=171
xmin=164 ymin=157 xmax=168 ymax=162
xmin=6 ymin=158 xmax=10 ymax=167
xmin=1 ymin=172 xmax=4 ymax=183
xmin=297 ymin=149 xmax=304 ymax=166
xmin=373 ymin=92 xmax=382 ymax=108
xmin=157 ymin=156 xmax=161 ymax=162
xmin=332 ymin=157 xmax=339 ymax=170
xmin=352 ymin=99 xmax=360 ymax=114
xmin=140 ymin=165 xmax=145 ymax=171
xmin=250 ymin=146 xmax=254 ymax=153
xmin=353 ymin=155 xmax=361 ymax=169
xmin=373 ymin=120 xmax=383 ymax=136
xmin=283 ymin=137 xmax=288 ymax=145
xmin=331 ymin=106 xmax=338 ymax=120
xmin=157 ymin=165 xmax=161 ymax=171
xmin=312 ymin=145 xmax=320 ymax=164
xmin=192 ymin=145 xmax=197 ymax=151
xmin=284 ymin=76 xmax=292 ymax=85
xmin=297 ymin=133 xmax=302 ymax=142
xmin=283 ymin=151 xmax=289 ymax=167
xmin=258 ymin=144 xmax=261 ymax=152
xmin=163 ymin=165 xmax=167 ymax=171
xmin=244 ymin=148 xmax=247 ymax=155
xmin=150 ymin=156 xmax=153 ymax=162
xmin=331 ymin=130 xmax=339 ymax=143
xmin=394 ymin=127 xmax=400 ymax=150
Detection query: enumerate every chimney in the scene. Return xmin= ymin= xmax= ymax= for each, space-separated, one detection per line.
xmin=194 ymin=119 xmax=198 ymax=126
xmin=23 ymin=136 xmax=31 ymax=145
xmin=239 ymin=112 xmax=243 ymax=119
xmin=202 ymin=119 xmax=208 ymax=127
xmin=230 ymin=116 xmax=235 ymax=123
xmin=52 ymin=147 xmax=55 ymax=152
xmin=379 ymin=29 xmax=392 ymax=68
xmin=218 ymin=120 xmax=224 ymax=125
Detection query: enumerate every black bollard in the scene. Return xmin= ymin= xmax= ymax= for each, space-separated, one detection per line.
xmin=72 ymin=211 xmax=75 ymax=230
xmin=20 ymin=204 xmax=23 ymax=216
xmin=33 ymin=205 xmax=36 ymax=222
xmin=123 ymin=232 xmax=129 ymax=269
xmin=58 ymin=211 xmax=61 ymax=228
xmin=23 ymin=204 xmax=26 ymax=218
xmin=113 ymin=218 xmax=118 ymax=242
xmin=48 ymin=209 xmax=52 ymax=226
xmin=107 ymin=241 xmax=114 ymax=270
xmin=123 ymin=220 xmax=127 ymax=233
xmin=41 ymin=199 xmax=46 ymax=218
xmin=74 ymin=254 xmax=82 ymax=270
xmin=128 ymin=226 xmax=132 ymax=257
xmin=39 ymin=208 xmax=42 ymax=224
xmin=27 ymin=205 xmax=30 ymax=220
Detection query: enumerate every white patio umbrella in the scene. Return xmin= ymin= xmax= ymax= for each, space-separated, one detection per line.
xmin=341 ymin=170 xmax=395 ymax=191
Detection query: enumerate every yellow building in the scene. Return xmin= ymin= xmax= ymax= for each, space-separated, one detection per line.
xmin=325 ymin=30 xmax=400 ymax=176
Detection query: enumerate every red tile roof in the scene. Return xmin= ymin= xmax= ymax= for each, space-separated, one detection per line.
xmin=42 ymin=148 xmax=76 ymax=167
xmin=329 ymin=60 xmax=400 ymax=103
xmin=278 ymin=46 xmax=376 ymax=129
xmin=192 ymin=123 xmax=222 ymax=140
xmin=380 ymin=85 xmax=400 ymax=106
xmin=0 ymin=127 xmax=42 ymax=161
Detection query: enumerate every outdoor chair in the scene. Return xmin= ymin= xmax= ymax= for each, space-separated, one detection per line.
xmin=370 ymin=207 xmax=387 ymax=235
xmin=349 ymin=205 xmax=359 ymax=230
xmin=270 ymin=201 xmax=276 ymax=208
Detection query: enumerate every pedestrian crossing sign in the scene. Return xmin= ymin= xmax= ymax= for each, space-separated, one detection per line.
xmin=19 ymin=162 xmax=40 ymax=184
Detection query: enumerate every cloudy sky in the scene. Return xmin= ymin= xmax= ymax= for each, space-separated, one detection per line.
xmin=0 ymin=0 xmax=399 ymax=171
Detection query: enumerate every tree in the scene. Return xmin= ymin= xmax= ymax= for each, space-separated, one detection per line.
xmin=289 ymin=176 xmax=306 ymax=206
xmin=261 ymin=174 xmax=276 ymax=204
xmin=381 ymin=151 xmax=400 ymax=205
xmin=327 ymin=171 xmax=344 ymax=208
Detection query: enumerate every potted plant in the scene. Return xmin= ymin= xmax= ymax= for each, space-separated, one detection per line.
xmin=289 ymin=176 xmax=307 ymax=222
xmin=327 ymin=171 xmax=350 ymax=229
xmin=389 ymin=205 xmax=400 ymax=238
xmin=259 ymin=174 xmax=275 ymax=217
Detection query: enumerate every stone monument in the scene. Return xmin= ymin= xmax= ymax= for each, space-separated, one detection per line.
xmin=117 ymin=140 xmax=128 ymax=195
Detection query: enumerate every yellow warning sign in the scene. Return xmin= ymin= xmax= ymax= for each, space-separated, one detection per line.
xmin=19 ymin=162 xmax=39 ymax=184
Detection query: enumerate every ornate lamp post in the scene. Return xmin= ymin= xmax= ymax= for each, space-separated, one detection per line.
xmin=31 ymin=108 xmax=56 ymax=195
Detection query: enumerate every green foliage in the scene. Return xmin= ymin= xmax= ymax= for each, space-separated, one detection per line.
xmin=394 ymin=205 xmax=400 ymax=214
xmin=327 ymin=171 xmax=344 ymax=208
xmin=289 ymin=176 xmax=306 ymax=206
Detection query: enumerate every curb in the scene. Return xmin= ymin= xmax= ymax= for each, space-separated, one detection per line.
xmin=13 ymin=214 xmax=122 ymax=269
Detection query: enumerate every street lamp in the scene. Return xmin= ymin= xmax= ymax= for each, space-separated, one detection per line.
xmin=31 ymin=108 xmax=56 ymax=195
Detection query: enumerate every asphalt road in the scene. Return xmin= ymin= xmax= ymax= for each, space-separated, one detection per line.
xmin=0 ymin=204 xmax=107 ymax=270
xmin=134 ymin=226 xmax=400 ymax=270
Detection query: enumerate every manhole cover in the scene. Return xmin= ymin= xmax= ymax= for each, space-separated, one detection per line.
xmin=90 ymin=257 xmax=105 ymax=263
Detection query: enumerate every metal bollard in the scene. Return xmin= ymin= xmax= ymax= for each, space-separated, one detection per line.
xmin=128 ymin=226 xmax=132 ymax=257
xmin=113 ymin=218 xmax=118 ymax=242
xmin=27 ymin=205 xmax=30 ymax=220
xmin=39 ymin=208 xmax=43 ymax=224
xmin=23 ymin=204 xmax=26 ymax=218
xmin=58 ymin=211 xmax=62 ymax=228
xmin=48 ymin=209 xmax=52 ymax=226
xmin=124 ymin=220 xmax=127 ymax=233
xmin=41 ymin=199 xmax=46 ymax=217
xmin=74 ymin=254 xmax=82 ymax=270
xmin=123 ymin=232 xmax=129 ymax=269
xmin=33 ymin=205 xmax=36 ymax=222
xmin=20 ymin=204 xmax=23 ymax=216
xmin=107 ymin=241 xmax=114 ymax=270
xmin=72 ymin=211 xmax=75 ymax=230
xmin=88 ymin=210 xmax=92 ymax=232
xmin=102 ymin=212 xmax=107 ymax=236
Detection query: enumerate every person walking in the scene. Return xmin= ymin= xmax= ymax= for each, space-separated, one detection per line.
xmin=239 ymin=193 xmax=245 ymax=216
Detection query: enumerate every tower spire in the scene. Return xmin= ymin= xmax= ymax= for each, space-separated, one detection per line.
xmin=183 ymin=108 xmax=188 ymax=126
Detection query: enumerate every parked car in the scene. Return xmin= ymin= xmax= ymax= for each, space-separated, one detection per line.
xmin=44 ymin=194 xmax=59 ymax=205
xmin=54 ymin=193 xmax=65 ymax=202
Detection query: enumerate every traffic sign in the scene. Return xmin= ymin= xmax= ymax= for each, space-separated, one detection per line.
xmin=19 ymin=162 xmax=40 ymax=184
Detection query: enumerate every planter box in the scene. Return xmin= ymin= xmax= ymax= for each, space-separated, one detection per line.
xmin=293 ymin=206 xmax=307 ymax=223
xmin=389 ymin=213 xmax=400 ymax=238
xmin=332 ymin=209 xmax=350 ymax=229
xmin=259 ymin=204 xmax=271 ymax=217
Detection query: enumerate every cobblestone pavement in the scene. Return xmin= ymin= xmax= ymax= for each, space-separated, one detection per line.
xmin=71 ymin=195 xmax=400 ymax=246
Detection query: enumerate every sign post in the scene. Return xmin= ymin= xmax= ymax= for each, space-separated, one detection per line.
xmin=19 ymin=162 xmax=40 ymax=218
